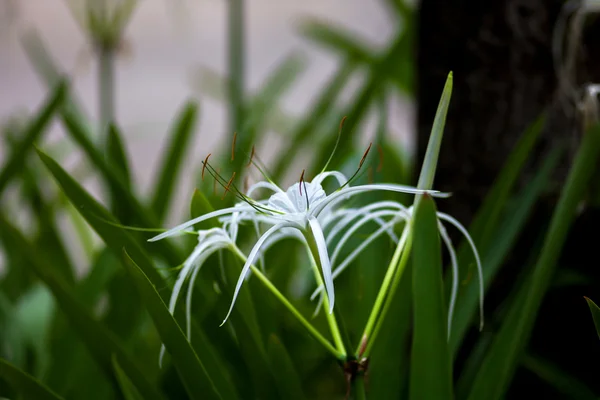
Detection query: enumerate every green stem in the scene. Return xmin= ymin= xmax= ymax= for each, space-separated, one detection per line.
xmin=227 ymin=0 xmax=244 ymax=137
xmin=98 ymin=44 xmax=115 ymax=152
xmin=354 ymin=375 xmax=367 ymax=400
xmin=231 ymin=246 xmax=344 ymax=361
xmin=357 ymin=224 xmax=410 ymax=356
xmin=304 ymin=243 xmax=346 ymax=356
xmin=364 ymin=232 xmax=413 ymax=358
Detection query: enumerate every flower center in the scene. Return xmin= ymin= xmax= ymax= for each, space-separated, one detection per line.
xmin=268 ymin=182 xmax=327 ymax=214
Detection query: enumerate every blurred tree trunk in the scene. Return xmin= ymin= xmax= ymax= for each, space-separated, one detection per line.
xmin=416 ymin=0 xmax=600 ymax=395
xmin=416 ymin=0 xmax=600 ymax=225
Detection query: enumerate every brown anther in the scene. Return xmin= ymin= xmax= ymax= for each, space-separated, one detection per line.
xmin=201 ymin=153 xmax=212 ymax=180
xmin=377 ymin=144 xmax=384 ymax=172
xmin=247 ymin=145 xmax=255 ymax=168
xmin=299 ymin=169 xmax=306 ymax=196
xmin=359 ymin=142 xmax=373 ymax=169
xmin=222 ymin=171 xmax=236 ymax=200
xmin=231 ymin=132 xmax=237 ymax=161
xmin=339 ymin=115 xmax=347 ymax=131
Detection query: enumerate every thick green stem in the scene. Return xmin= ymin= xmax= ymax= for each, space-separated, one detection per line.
xmin=353 ymin=375 xmax=367 ymax=400
xmin=231 ymin=246 xmax=344 ymax=360
xmin=358 ymin=224 xmax=410 ymax=356
xmin=304 ymin=243 xmax=346 ymax=356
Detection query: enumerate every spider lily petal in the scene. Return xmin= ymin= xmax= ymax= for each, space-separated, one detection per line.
xmin=437 ymin=212 xmax=484 ymax=330
xmin=438 ymin=221 xmax=459 ymax=338
xmin=221 ymin=222 xmax=297 ymax=326
xmin=149 ymin=205 xmax=256 ymax=242
xmin=308 ymin=216 xmax=335 ymax=313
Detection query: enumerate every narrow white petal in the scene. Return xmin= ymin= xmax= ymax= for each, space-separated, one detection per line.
xmin=149 ymin=206 xmax=252 ymax=242
xmin=308 ymin=216 xmax=335 ymax=313
xmin=246 ymin=181 xmax=284 ymax=198
xmin=438 ymin=221 xmax=458 ymax=340
xmin=330 ymin=209 xmax=405 ymax=266
xmin=437 ymin=212 xmax=484 ymax=330
xmin=311 ymin=221 xmax=409 ymax=300
xmin=312 ymin=184 xmax=449 ymax=217
xmin=311 ymin=171 xmax=348 ymax=187
xmin=326 ymin=201 xmax=408 ymax=245
xmin=185 ymin=251 xmax=214 ymax=338
xmin=220 ymin=222 xmax=294 ymax=325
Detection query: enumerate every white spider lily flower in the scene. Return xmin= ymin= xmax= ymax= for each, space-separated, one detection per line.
xmin=149 ymin=170 xmax=449 ymax=325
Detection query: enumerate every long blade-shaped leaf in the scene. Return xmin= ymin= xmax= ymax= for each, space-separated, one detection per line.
xmin=0 ymin=81 xmax=66 ymax=195
xmin=0 ymin=218 xmax=163 ymax=400
xmin=112 ymin=355 xmax=145 ymax=400
xmin=467 ymin=124 xmax=600 ymax=400
xmin=410 ymin=195 xmax=452 ymax=399
xmin=150 ymin=101 xmax=199 ymax=222
xmin=417 ymin=72 xmax=452 ymax=191
xmin=0 ymin=358 xmax=63 ymax=400
xmin=35 ymin=149 xmax=166 ymax=296
xmin=122 ymin=251 xmax=222 ymax=400
xmin=584 ymin=297 xmax=600 ymax=339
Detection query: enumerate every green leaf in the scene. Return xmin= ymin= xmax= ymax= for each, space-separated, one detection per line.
xmin=0 ymin=358 xmax=64 ymax=400
xmin=121 ymin=250 xmax=222 ymax=400
xmin=416 ymin=71 xmax=452 ymax=191
xmin=467 ymin=124 xmax=600 ymax=400
xmin=0 ymin=217 xmax=163 ymax=400
xmin=299 ymin=19 xmax=374 ymax=64
xmin=112 ymin=354 xmax=145 ymax=400
xmin=409 ymin=195 xmax=453 ymax=399
xmin=584 ymin=297 xmax=600 ymax=339
xmin=267 ymin=334 xmax=306 ymax=400
xmin=150 ymin=101 xmax=199 ymax=222
xmin=0 ymin=80 xmax=66 ymax=195
xmin=35 ymin=148 xmax=167 ymax=297
xmin=21 ymin=29 xmax=90 ymax=127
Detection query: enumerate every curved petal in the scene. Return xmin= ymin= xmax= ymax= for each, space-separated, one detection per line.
xmin=149 ymin=205 xmax=254 ymax=242
xmin=308 ymin=216 xmax=335 ymax=313
xmin=246 ymin=181 xmax=284 ymax=198
xmin=220 ymin=222 xmax=295 ymax=325
xmin=311 ymin=171 xmax=348 ymax=187
xmin=438 ymin=221 xmax=458 ymax=339
xmin=437 ymin=212 xmax=484 ymax=330
xmin=312 ymin=184 xmax=449 ymax=217
xmin=330 ymin=209 xmax=406 ymax=266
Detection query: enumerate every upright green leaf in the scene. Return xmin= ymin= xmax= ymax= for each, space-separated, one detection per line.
xmin=0 ymin=358 xmax=64 ymax=400
xmin=0 ymin=81 xmax=66 ymax=195
xmin=150 ymin=102 xmax=199 ymax=222
xmin=122 ymin=251 xmax=222 ymax=400
xmin=467 ymin=124 xmax=600 ymax=400
xmin=0 ymin=218 xmax=163 ymax=400
xmin=417 ymin=72 xmax=452 ymax=191
xmin=409 ymin=195 xmax=453 ymax=399
xmin=584 ymin=297 xmax=600 ymax=339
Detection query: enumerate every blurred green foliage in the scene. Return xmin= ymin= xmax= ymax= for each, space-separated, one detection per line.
xmin=1 ymin=1 xmax=599 ymax=399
